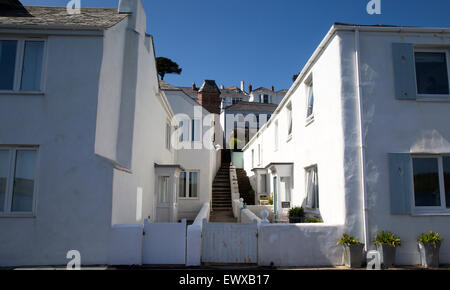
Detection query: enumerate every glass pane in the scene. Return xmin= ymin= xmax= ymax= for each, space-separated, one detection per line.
xmin=189 ymin=172 xmax=198 ymax=198
xmin=307 ymin=84 xmax=314 ymax=117
xmin=0 ymin=40 xmax=18 ymax=90
xmin=192 ymin=120 xmax=200 ymax=141
xmin=415 ymin=52 xmax=449 ymax=95
xmin=413 ymin=158 xmax=441 ymax=207
xmin=158 ymin=176 xmax=169 ymax=203
xmin=0 ymin=150 xmax=9 ymax=212
xmin=21 ymin=41 xmax=44 ymax=91
xmin=11 ymin=150 xmax=37 ymax=212
xmin=178 ymin=172 xmax=186 ymax=198
xmin=444 ymin=157 xmax=450 ymax=208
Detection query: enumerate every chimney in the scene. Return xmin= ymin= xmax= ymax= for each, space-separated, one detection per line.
xmin=192 ymin=82 xmax=197 ymax=91
xmin=271 ymin=85 xmax=274 ymax=92
xmin=240 ymin=80 xmax=245 ymax=92
xmin=197 ymin=80 xmax=221 ymax=114
xmin=220 ymin=85 xmax=224 ymax=90
xmin=248 ymin=84 xmax=253 ymax=93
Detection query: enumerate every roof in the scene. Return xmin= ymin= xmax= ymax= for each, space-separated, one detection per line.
xmin=251 ymin=87 xmax=273 ymax=94
xmin=179 ymin=87 xmax=198 ymax=97
xmin=220 ymin=88 xmax=248 ymax=98
xmin=224 ymin=101 xmax=278 ymax=113
xmin=159 ymin=80 xmax=182 ymax=91
xmin=0 ymin=6 xmax=128 ymax=29
xmin=198 ymin=80 xmax=220 ymax=94
xmin=0 ymin=0 xmax=30 ymax=16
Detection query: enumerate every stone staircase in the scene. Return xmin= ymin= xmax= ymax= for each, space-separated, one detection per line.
xmin=209 ymin=163 xmax=236 ymax=223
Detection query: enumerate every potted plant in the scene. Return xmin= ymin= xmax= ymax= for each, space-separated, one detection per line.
xmin=417 ymin=231 xmax=443 ymax=268
xmin=288 ymin=207 xmax=305 ymax=223
xmin=374 ymin=231 xmax=401 ymax=268
xmin=337 ymin=234 xmax=364 ymax=268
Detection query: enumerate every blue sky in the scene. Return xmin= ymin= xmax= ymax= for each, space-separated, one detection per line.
xmin=21 ymin=0 xmax=450 ymax=90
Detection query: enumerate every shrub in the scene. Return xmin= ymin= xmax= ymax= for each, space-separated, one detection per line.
xmin=418 ymin=231 xmax=443 ymax=248
xmin=305 ymin=217 xmax=323 ymax=223
xmin=374 ymin=231 xmax=401 ymax=247
xmin=259 ymin=196 xmax=273 ymax=205
xmin=288 ymin=207 xmax=304 ymax=218
xmin=337 ymin=234 xmax=361 ymax=246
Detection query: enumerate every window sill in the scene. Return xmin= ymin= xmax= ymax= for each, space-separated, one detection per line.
xmin=0 ymin=214 xmax=36 ymax=218
xmin=411 ymin=210 xmax=450 ymax=216
xmin=178 ymin=197 xmax=200 ymax=201
xmin=305 ymin=115 xmax=314 ymax=127
xmin=0 ymin=91 xmax=44 ymax=96
xmin=416 ymin=95 xmax=450 ymax=102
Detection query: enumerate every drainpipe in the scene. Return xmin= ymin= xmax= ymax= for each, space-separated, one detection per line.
xmin=355 ymin=28 xmax=370 ymax=251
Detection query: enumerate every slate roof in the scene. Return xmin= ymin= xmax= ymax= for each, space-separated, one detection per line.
xmin=251 ymin=87 xmax=273 ymax=94
xmin=179 ymin=87 xmax=198 ymax=97
xmin=0 ymin=6 xmax=128 ymax=29
xmin=159 ymin=80 xmax=182 ymax=91
xmin=220 ymin=88 xmax=248 ymax=98
xmin=224 ymin=101 xmax=278 ymax=112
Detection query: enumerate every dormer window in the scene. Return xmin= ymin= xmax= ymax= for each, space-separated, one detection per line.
xmin=0 ymin=39 xmax=45 ymax=92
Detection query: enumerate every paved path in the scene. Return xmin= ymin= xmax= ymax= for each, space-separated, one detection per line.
xmin=209 ymin=210 xmax=237 ymax=223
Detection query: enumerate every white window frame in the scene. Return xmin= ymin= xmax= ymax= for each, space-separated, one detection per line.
xmin=165 ymin=122 xmax=171 ymax=151
xmin=257 ymin=144 xmax=262 ymax=166
xmin=286 ymin=102 xmax=293 ymax=141
xmin=0 ymin=146 xmax=39 ymax=217
xmin=178 ymin=170 xmax=200 ymax=200
xmin=0 ymin=38 xmax=47 ymax=94
xmin=414 ymin=48 xmax=450 ymax=100
xmin=305 ymin=75 xmax=315 ymax=125
xmin=191 ymin=119 xmax=201 ymax=143
xmin=411 ymin=154 xmax=450 ymax=215
xmin=305 ymin=165 xmax=319 ymax=212
xmin=251 ymin=149 xmax=255 ymax=168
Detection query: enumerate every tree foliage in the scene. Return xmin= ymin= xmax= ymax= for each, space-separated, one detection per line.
xmin=156 ymin=57 xmax=182 ymax=80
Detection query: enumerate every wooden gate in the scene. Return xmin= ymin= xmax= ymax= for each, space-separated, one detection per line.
xmin=201 ymin=220 xmax=258 ymax=264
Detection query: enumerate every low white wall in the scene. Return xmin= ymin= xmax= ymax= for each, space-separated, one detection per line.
xmin=232 ymin=199 xmax=243 ymax=220
xmin=247 ymin=205 xmax=274 ymax=222
xmin=258 ymin=224 xmax=344 ymax=267
xmin=186 ymin=203 xmax=210 ymax=266
xmin=241 ymin=209 xmax=261 ymax=224
xmin=108 ymin=224 xmax=143 ymax=266
xmin=229 ymin=166 xmax=240 ymax=201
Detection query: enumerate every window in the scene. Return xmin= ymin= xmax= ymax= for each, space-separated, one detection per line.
xmin=306 ymin=80 xmax=314 ymax=119
xmin=158 ymin=176 xmax=170 ymax=203
xmin=257 ymin=144 xmax=261 ymax=166
xmin=178 ymin=170 xmax=199 ymax=198
xmin=165 ymin=123 xmax=171 ymax=150
xmin=263 ymin=94 xmax=269 ymax=104
xmin=0 ymin=147 xmax=38 ymax=215
xmin=0 ymin=39 xmax=45 ymax=92
xmin=261 ymin=174 xmax=267 ymax=193
xmin=178 ymin=120 xmax=189 ymax=142
xmin=251 ymin=149 xmax=255 ymax=168
xmin=305 ymin=166 xmax=319 ymax=209
xmin=191 ymin=119 xmax=201 ymax=142
xmin=412 ymin=156 xmax=450 ymax=209
xmin=274 ymin=120 xmax=279 ymax=151
xmin=286 ymin=102 xmax=293 ymax=136
xmin=232 ymin=98 xmax=243 ymax=105
xmin=415 ymin=51 xmax=449 ymax=95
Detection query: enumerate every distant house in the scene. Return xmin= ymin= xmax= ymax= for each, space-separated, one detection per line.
xmin=243 ymin=23 xmax=450 ymax=265
xmin=0 ymin=0 xmax=179 ymax=267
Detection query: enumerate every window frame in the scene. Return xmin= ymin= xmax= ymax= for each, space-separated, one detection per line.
xmin=411 ymin=154 xmax=450 ymax=214
xmin=0 ymin=38 xmax=47 ymax=94
xmin=305 ymin=76 xmax=315 ymax=125
xmin=191 ymin=119 xmax=201 ymax=143
xmin=286 ymin=102 xmax=293 ymax=140
xmin=0 ymin=146 xmax=39 ymax=217
xmin=304 ymin=165 xmax=319 ymax=212
xmin=178 ymin=170 xmax=200 ymax=200
xmin=413 ymin=48 xmax=450 ymax=100
xmin=274 ymin=120 xmax=279 ymax=152
xmin=165 ymin=122 xmax=171 ymax=151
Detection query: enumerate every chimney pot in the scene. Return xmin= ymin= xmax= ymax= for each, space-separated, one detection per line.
xmin=271 ymin=86 xmax=274 ymax=92
xmin=192 ymin=82 xmax=197 ymax=90
xmin=249 ymin=84 xmax=253 ymax=93
xmin=240 ymin=80 xmax=245 ymax=92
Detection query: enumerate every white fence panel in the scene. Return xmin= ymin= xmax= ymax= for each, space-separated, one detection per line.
xmin=201 ymin=220 xmax=258 ymax=264
xmin=143 ymin=219 xmax=187 ymax=265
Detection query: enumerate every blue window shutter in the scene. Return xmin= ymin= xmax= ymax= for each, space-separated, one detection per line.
xmin=388 ymin=153 xmax=413 ymax=215
xmin=392 ymin=43 xmax=417 ymax=100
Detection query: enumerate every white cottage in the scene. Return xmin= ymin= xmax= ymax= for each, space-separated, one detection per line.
xmin=243 ymin=23 xmax=450 ymax=265
xmin=0 ymin=0 xmax=178 ymax=266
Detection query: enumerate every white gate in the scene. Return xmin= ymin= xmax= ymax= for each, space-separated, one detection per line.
xmin=201 ymin=220 xmax=258 ymax=264
xmin=143 ymin=219 xmax=186 ymax=265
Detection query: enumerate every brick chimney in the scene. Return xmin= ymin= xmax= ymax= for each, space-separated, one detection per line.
xmin=197 ymin=80 xmax=221 ymax=114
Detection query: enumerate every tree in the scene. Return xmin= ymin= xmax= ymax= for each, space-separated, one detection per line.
xmin=156 ymin=57 xmax=182 ymax=80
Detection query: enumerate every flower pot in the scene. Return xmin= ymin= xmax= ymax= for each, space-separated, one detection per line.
xmin=418 ymin=242 xmax=440 ymax=268
xmin=343 ymin=244 xmax=365 ymax=268
xmin=376 ymin=244 xmax=397 ymax=268
xmin=289 ymin=217 xmax=304 ymax=223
